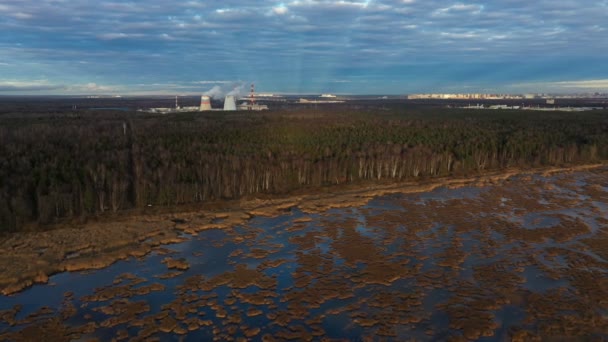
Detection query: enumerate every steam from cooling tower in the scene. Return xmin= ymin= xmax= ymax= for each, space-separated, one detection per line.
xmin=201 ymin=81 xmax=251 ymax=111
xmin=202 ymin=85 xmax=223 ymax=99
xmin=226 ymin=84 xmax=246 ymax=97
xmin=202 ymin=82 xmax=248 ymax=99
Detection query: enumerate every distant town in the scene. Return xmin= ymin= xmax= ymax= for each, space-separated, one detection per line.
xmin=407 ymin=93 xmax=608 ymax=100
xmin=58 ymin=92 xmax=608 ymax=101
xmin=404 ymin=93 xmax=608 ymax=112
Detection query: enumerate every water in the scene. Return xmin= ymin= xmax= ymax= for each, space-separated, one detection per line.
xmin=1 ymin=169 xmax=608 ymax=340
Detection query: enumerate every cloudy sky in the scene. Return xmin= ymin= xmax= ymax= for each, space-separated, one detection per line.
xmin=1 ymin=0 xmax=608 ymax=95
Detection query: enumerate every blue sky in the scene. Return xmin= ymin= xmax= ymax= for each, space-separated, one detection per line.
xmin=1 ymin=0 xmax=608 ymax=95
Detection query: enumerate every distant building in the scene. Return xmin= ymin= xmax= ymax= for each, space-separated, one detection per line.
xmin=298 ymin=98 xmax=344 ymax=104
xmin=200 ymin=96 xmax=212 ymax=111
xmin=223 ymin=95 xmax=236 ymax=111
xmin=138 ymin=91 xmax=269 ymax=113
xmin=237 ymin=102 xmax=269 ymax=111
xmin=408 ymin=93 xmax=524 ymax=100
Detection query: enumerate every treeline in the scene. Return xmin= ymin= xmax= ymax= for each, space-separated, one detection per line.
xmin=1 ymin=108 xmax=607 ymax=232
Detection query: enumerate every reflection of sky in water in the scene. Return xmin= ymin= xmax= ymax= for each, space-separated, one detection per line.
xmin=593 ymin=201 xmax=608 ymax=212
xmin=521 ymin=213 xmax=562 ymax=229
xmin=1 ymin=171 xmax=607 ymax=340
xmin=483 ymin=305 xmax=527 ymax=341
xmin=414 ymin=185 xmax=487 ymax=204
xmin=438 ymin=186 xmax=484 ymax=199
xmin=521 ymin=266 xmax=569 ymax=293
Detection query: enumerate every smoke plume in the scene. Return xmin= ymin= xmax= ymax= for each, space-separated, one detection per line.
xmin=202 ymin=82 xmax=249 ymax=99
xmin=202 ymin=85 xmax=223 ymax=99
xmin=227 ymin=83 xmax=247 ymax=97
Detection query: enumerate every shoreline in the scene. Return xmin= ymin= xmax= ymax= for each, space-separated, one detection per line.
xmin=1 ymin=163 xmax=605 ymax=296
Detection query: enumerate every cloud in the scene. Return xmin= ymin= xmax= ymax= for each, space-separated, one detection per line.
xmin=193 ymin=80 xmax=236 ymax=84
xmin=0 ymin=80 xmax=65 ymax=91
xmin=512 ymin=79 xmax=608 ymax=92
xmin=11 ymin=12 xmax=34 ymax=20
xmin=551 ymin=79 xmax=608 ymax=89
xmin=435 ymin=3 xmax=484 ymax=15
xmin=271 ymin=5 xmax=288 ymax=15
xmin=0 ymin=0 xmax=607 ymax=94
xmin=80 ymin=82 xmax=114 ymax=92
xmin=96 ymin=33 xmax=145 ymax=40
xmin=0 ymin=80 xmax=125 ymax=94
xmin=331 ymin=79 xmax=361 ymax=83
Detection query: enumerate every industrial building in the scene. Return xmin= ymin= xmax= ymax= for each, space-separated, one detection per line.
xmin=298 ymin=98 xmax=344 ymax=104
xmin=458 ymin=104 xmax=601 ymax=112
xmin=140 ymin=96 xmax=201 ymax=113
xmin=199 ymin=96 xmax=212 ymax=111
xmin=236 ymin=84 xmax=269 ymax=110
xmin=223 ymin=95 xmax=236 ymax=111
xmin=138 ymin=83 xmax=269 ymax=113
xmin=408 ymin=93 xmax=525 ymax=100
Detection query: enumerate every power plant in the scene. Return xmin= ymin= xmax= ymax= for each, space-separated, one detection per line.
xmin=138 ymin=83 xmax=269 ymax=113
xmin=237 ymin=84 xmax=269 ymax=111
xmin=223 ymin=95 xmax=236 ymax=111
xmin=199 ymin=96 xmax=212 ymax=111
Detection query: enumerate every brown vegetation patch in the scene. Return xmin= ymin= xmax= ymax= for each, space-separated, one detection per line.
xmin=580 ymin=229 xmax=608 ymax=261
xmin=97 ymin=300 xmax=150 ymax=328
xmin=495 ymin=215 xmax=591 ymax=244
xmin=162 ymin=257 xmax=190 ymax=270
xmin=256 ymin=258 xmax=289 ymax=271
xmin=200 ymin=264 xmax=277 ymax=291
xmin=156 ymin=271 xmax=183 ymax=279
xmin=2 ymin=166 xmax=608 ymax=340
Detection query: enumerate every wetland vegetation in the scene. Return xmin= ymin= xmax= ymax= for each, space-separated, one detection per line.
xmin=1 ymin=167 xmax=607 ymax=340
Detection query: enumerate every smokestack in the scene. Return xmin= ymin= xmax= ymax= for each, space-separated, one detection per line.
xmin=223 ymin=95 xmax=236 ymax=111
xmin=249 ymin=83 xmax=255 ymax=110
xmin=200 ymin=95 xmax=211 ymax=111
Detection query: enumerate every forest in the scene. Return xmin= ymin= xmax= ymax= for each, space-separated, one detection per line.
xmin=1 ymin=106 xmax=607 ymax=232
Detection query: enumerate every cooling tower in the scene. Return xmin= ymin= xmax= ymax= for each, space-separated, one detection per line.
xmin=199 ymin=95 xmax=211 ymax=111
xmin=223 ymin=95 xmax=236 ymax=111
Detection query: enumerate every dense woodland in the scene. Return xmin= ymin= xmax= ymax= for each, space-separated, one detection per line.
xmin=1 ymin=105 xmax=608 ymax=232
